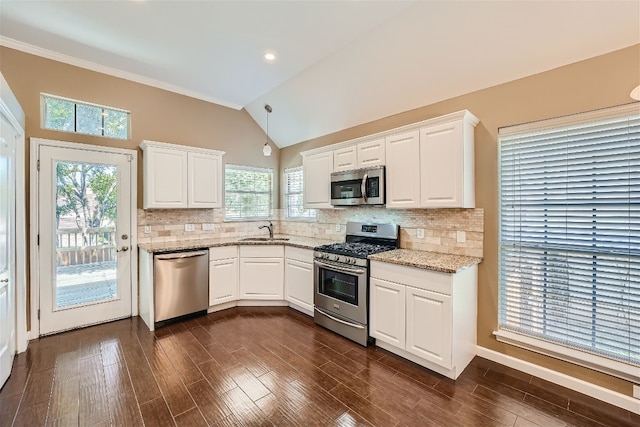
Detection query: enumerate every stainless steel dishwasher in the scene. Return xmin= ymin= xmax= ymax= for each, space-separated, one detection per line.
xmin=154 ymin=249 xmax=209 ymax=323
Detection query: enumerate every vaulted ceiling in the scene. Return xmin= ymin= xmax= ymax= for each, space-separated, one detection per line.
xmin=1 ymin=1 xmax=639 ymax=148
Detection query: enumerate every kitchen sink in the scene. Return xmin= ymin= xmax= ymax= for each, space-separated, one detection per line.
xmin=239 ymin=237 xmax=290 ymax=242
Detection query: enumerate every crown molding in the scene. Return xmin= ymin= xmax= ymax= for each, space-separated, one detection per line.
xmin=0 ymin=36 xmax=243 ymax=110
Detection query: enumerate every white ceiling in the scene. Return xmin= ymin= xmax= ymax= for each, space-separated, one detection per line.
xmin=1 ymin=1 xmax=639 ymax=148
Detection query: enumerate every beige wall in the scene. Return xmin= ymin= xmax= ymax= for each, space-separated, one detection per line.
xmin=0 ymin=46 xmax=279 ymax=209
xmin=281 ymin=44 xmax=640 ymax=397
xmin=0 ymin=45 xmax=278 ymax=331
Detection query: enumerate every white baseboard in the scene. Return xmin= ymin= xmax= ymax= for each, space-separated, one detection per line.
xmin=476 ymin=346 xmax=640 ymax=415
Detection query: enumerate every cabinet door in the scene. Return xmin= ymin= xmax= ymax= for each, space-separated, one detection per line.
xmin=357 ymin=138 xmax=385 ymax=168
xmin=333 ymin=146 xmax=357 ymax=172
xmin=239 ymin=257 xmax=284 ymax=300
xmin=385 ymin=130 xmax=420 ymax=208
xmin=303 ymin=151 xmax=333 ymax=208
xmin=188 ymin=152 xmax=222 ymax=208
xmin=209 ymin=257 xmax=238 ymax=306
xmin=284 ymin=259 xmax=313 ymax=313
xmin=143 ymin=147 xmax=188 ymax=208
xmin=370 ymin=278 xmax=405 ymax=348
xmin=420 ymin=121 xmax=465 ymax=208
xmin=406 ymin=286 xmax=452 ymax=368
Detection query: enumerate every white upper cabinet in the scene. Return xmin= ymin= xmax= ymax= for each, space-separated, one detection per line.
xmin=420 ymin=119 xmax=474 ymax=208
xmin=333 ymin=146 xmax=357 ymax=172
xmin=357 ymin=138 xmax=385 ymax=168
xmin=385 ymin=130 xmax=421 ymax=208
xmin=300 ymin=110 xmax=477 ymax=210
xmin=141 ymin=140 xmax=224 ymax=209
xmin=142 ymin=145 xmax=188 ymax=209
xmin=302 ymin=151 xmax=333 ymax=209
xmin=188 ymin=151 xmax=222 ymax=208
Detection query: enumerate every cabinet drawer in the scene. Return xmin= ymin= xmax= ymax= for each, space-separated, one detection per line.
xmin=240 ymin=245 xmax=284 ymax=258
xmin=370 ymin=261 xmax=451 ymax=295
xmin=209 ymin=245 xmax=238 ymax=260
xmin=285 ymin=246 xmax=313 ymax=263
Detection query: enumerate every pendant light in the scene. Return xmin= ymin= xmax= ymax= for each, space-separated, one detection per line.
xmin=263 ymin=104 xmax=272 ymax=156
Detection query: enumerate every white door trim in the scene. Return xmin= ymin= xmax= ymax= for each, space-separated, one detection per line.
xmin=0 ymin=98 xmax=27 ymax=353
xmin=29 ymin=137 xmax=137 ymax=339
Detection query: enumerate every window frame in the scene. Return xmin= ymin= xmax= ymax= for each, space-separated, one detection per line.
xmin=41 ymin=93 xmax=130 ymax=140
xmin=224 ymin=164 xmax=274 ymax=221
xmin=283 ymin=166 xmax=317 ymax=220
xmin=496 ymin=103 xmax=640 ymax=382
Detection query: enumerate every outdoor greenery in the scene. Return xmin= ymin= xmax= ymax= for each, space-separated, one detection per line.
xmin=44 ymin=95 xmax=129 ymax=139
xmin=56 ymin=161 xmax=117 ymax=244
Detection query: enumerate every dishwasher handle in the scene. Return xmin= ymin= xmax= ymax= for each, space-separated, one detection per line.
xmin=155 ymin=250 xmax=208 ymax=260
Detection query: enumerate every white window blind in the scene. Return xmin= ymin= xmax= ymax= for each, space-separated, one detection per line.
xmin=284 ymin=166 xmax=316 ymax=219
xmin=225 ymin=165 xmax=273 ymax=220
xmin=498 ymin=109 xmax=640 ymax=373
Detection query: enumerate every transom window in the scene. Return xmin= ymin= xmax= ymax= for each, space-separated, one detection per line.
xmin=41 ymin=93 xmax=130 ymax=140
xmin=497 ymin=105 xmax=640 ymax=380
xmin=225 ymin=165 xmax=273 ymax=220
xmin=283 ymin=166 xmax=316 ymax=219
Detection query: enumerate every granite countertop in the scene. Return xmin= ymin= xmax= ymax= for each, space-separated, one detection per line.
xmin=368 ymin=249 xmax=482 ymax=273
xmin=138 ymin=235 xmax=335 ymax=253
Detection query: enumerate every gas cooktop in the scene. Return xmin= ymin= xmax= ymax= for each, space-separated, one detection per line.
xmin=313 ymin=242 xmax=397 ymax=259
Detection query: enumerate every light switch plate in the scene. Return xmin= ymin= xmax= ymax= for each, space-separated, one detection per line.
xmin=184 ymin=223 xmax=195 ymax=232
xmin=634 ymin=384 xmax=640 ymax=399
xmin=335 ymin=224 xmax=341 ymax=232
xmin=416 ymin=229 xmax=425 ymax=239
xmin=144 ymin=225 xmax=151 ymax=234
xmin=457 ymin=231 xmax=466 ymax=243
xmin=202 ymin=223 xmax=215 ymax=231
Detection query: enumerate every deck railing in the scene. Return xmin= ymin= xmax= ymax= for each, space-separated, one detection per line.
xmin=56 ymin=227 xmax=116 ymax=266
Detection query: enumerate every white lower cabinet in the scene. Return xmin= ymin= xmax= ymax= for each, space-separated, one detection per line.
xmin=209 ymin=246 xmax=238 ymax=306
xmin=369 ymin=260 xmax=477 ymax=379
xmin=239 ymin=246 xmax=284 ymax=300
xmin=406 ymin=286 xmax=452 ymax=368
xmin=370 ymin=278 xmax=405 ymax=348
xmin=284 ymin=247 xmax=314 ymax=314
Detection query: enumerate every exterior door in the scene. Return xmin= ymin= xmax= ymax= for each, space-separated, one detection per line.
xmin=0 ymin=114 xmax=16 ymax=388
xmin=38 ymin=143 xmax=134 ymax=335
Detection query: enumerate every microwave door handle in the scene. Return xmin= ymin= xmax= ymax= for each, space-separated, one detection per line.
xmin=361 ymin=173 xmax=368 ymax=202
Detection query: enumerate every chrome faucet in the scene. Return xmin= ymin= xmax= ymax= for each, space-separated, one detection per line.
xmin=258 ymin=221 xmax=274 ymax=239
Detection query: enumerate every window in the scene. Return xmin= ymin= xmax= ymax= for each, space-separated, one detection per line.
xmin=225 ymin=165 xmax=273 ymax=220
xmin=41 ymin=93 xmax=130 ymax=140
xmin=283 ymin=166 xmax=317 ymax=219
xmin=498 ymin=105 xmax=640 ymax=380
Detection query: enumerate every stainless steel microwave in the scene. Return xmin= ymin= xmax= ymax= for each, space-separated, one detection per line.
xmin=330 ymin=165 xmax=385 ymax=206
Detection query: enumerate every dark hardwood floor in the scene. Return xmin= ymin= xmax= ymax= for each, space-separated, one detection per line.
xmin=1 ymin=307 xmax=638 ymax=426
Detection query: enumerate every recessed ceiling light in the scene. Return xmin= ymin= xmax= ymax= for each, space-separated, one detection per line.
xmin=264 ymin=51 xmax=276 ymax=62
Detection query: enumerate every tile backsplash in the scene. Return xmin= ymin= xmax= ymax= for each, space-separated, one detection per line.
xmin=137 ymin=207 xmax=483 ymax=257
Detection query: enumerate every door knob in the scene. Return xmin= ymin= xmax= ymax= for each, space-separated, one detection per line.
xmin=117 ymin=246 xmax=129 ymax=253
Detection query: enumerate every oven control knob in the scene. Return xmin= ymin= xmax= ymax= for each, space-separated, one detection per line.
xmin=333 ymin=255 xmax=340 ymax=261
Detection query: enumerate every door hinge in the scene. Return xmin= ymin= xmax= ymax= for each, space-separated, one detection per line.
xmin=37 ymin=159 xmax=40 ymax=171
xmin=37 ymin=309 xmax=40 ymax=320
xmin=37 ymin=234 xmax=40 ymax=245
xmin=127 ymin=154 xmax=132 ymax=162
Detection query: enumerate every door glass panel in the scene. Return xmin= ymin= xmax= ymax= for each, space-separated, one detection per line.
xmin=54 ymin=161 xmax=117 ymax=309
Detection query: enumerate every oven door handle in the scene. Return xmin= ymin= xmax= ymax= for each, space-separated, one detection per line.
xmin=314 ymin=307 xmax=366 ymax=330
xmin=314 ymin=260 xmax=366 ymax=276
xmin=361 ymin=173 xmax=368 ymax=203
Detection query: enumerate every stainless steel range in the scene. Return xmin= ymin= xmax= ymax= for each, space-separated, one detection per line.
xmin=313 ymin=222 xmax=399 ymax=346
